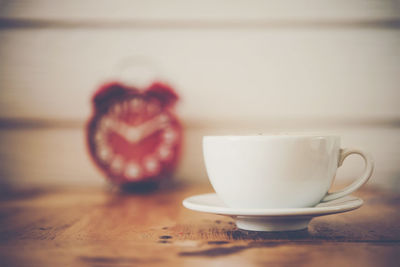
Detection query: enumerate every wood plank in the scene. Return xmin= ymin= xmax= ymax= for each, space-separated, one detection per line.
xmin=0 ymin=183 xmax=399 ymax=266
xmin=0 ymin=127 xmax=399 ymax=189
xmin=0 ymin=0 xmax=399 ymax=21
xmin=0 ymin=28 xmax=399 ymax=121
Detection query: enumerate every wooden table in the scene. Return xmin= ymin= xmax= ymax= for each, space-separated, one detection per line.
xmin=0 ymin=181 xmax=399 ymax=266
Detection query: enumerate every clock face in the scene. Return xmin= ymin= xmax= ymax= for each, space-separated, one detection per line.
xmin=87 ymin=83 xmax=182 ymax=184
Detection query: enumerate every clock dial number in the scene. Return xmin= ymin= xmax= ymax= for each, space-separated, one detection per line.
xmin=110 ymin=155 xmax=125 ymax=174
xmin=163 ymin=127 xmax=177 ymax=144
xmin=158 ymin=145 xmax=172 ymax=161
xmin=125 ymin=161 xmax=141 ymax=180
xmin=130 ymin=99 xmax=144 ymax=113
xmin=98 ymin=147 xmax=112 ymax=163
xmin=144 ymin=156 xmax=161 ymax=175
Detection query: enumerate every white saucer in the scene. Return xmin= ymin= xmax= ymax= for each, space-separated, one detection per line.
xmin=183 ymin=193 xmax=363 ymax=232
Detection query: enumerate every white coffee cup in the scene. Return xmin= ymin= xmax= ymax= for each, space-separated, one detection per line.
xmin=203 ymin=135 xmax=374 ymax=209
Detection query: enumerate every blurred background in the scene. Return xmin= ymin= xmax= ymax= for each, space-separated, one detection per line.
xmin=0 ymin=0 xmax=399 ymax=192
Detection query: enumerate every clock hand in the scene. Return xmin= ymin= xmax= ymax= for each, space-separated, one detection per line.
xmin=133 ymin=114 xmax=169 ymax=143
xmin=107 ymin=120 xmax=141 ymax=143
xmin=106 ymin=114 xmax=169 ymax=144
xmin=125 ymin=124 xmax=141 ymax=143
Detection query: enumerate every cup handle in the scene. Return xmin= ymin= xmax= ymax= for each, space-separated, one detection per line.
xmin=321 ymin=148 xmax=374 ymax=202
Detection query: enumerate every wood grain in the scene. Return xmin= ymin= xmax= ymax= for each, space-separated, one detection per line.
xmin=0 ymin=182 xmax=399 ymax=266
xmin=1 ymin=127 xmax=400 ymax=190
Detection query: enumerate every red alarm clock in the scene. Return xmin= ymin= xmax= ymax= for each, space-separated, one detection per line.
xmin=86 ymin=82 xmax=182 ymax=185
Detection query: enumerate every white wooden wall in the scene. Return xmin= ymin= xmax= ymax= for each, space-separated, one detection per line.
xmin=0 ymin=0 xmax=399 ymax=190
